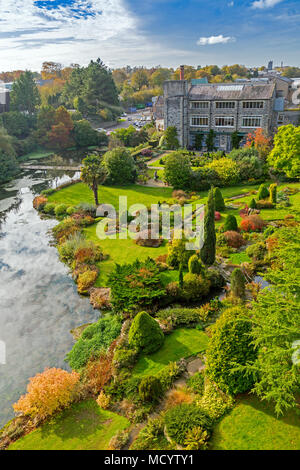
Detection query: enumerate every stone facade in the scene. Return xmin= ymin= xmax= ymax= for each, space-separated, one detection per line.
xmin=164 ymin=80 xmax=278 ymax=151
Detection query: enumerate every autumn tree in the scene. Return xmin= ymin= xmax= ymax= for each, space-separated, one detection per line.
xmin=246 ymin=128 xmax=272 ymax=160
xmin=131 ymin=69 xmax=149 ymax=91
xmin=13 ymin=368 xmax=80 ymax=420
xmin=81 ymin=154 xmax=107 ymax=205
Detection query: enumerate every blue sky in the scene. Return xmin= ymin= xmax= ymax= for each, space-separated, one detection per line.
xmin=0 ymin=0 xmax=299 ymax=70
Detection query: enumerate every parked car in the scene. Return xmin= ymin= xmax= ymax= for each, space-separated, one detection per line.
xmin=96 ymin=128 xmax=106 ymax=133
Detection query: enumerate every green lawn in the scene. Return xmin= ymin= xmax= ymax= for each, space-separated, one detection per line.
xmin=9 ymin=400 xmax=129 ymax=451
xmin=84 ymin=225 xmax=169 ymax=285
xmin=48 ymin=182 xmax=173 ymax=207
xmin=19 ymin=149 xmax=54 ymax=161
xmin=211 ymin=395 xmax=300 ymax=450
xmin=132 ymin=328 xmax=209 ymax=378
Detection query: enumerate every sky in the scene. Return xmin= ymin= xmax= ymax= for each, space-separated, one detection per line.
xmin=0 ymin=0 xmax=299 ymax=71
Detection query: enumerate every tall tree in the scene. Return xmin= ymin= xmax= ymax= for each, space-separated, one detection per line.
xmin=200 ymin=188 xmax=216 ymax=266
xmin=131 ymin=69 xmax=149 ymax=91
xmin=81 ymin=154 xmax=107 ymax=206
xmin=10 ymin=71 xmax=41 ymax=114
xmin=268 ymin=125 xmax=300 ymax=178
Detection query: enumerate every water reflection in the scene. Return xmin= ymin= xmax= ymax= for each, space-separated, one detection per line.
xmin=0 ymin=169 xmax=98 ymax=427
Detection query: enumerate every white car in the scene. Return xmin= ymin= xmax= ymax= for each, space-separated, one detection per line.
xmin=96 ymin=128 xmax=106 ymax=133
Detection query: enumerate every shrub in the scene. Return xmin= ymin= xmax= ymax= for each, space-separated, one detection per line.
xmin=108 ymin=430 xmax=130 ymax=450
xmin=164 ymin=404 xmax=212 ymax=446
xmin=43 ymin=202 xmax=56 ymax=215
xmin=13 ymin=368 xmax=80 ymax=420
xmin=66 ymin=206 xmax=76 ymax=216
xmin=54 ymin=204 xmax=68 ymax=217
xmin=182 ymin=273 xmax=211 ymax=301
xmin=167 ymin=238 xmax=194 ymax=268
xmin=103 ymin=147 xmax=137 ymax=185
xmin=186 ymin=372 xmax=205 ymax=395
xmin=240 ymin=215 xmax=266 ymax=233
xmin=97 ymin=391 xmax=110 ymax=410
xmin=207 ymin=269 xmax=225 ymax=289
xmin=66 ymin=315 xmax=122 ymax=370
xmin=156 ymin=307 xmax=204 ymax=328
xmin=89 ymin=287 xmax=111 ymax=309
xmin=223 ymin=214 xmax=238 ymax=232
xmin=108 ymin=258 xmax=166 ymax=313
xmin=53 ymin=218 xmax=81 ymax=244
xmin=164 ymin=152 xmax=192 ymax=189
xmin=128 ymin=311 xmax=164 ymax=354
xmin=257 ymin=183 xmax=269 ymax=200
xmin=231 ymin=268 xmax=246 ymax=299
xmin=113 ymin=348 xmax=138 ymax=369
xmin=33 ymin=196 xmax=48 ymax=211
xmin=138 ymin=376 xmax=163 ymax=403
xmin=57 ymin=233 xmax=87 ymax=264
xmin=165 ymin=388 xmax=193 ymax=409
xmin=75 ymin=202 xmax=97 ymax=217
xmin=188 ymin=255 xmax=205 ymax=275
xmin=213 ymin=187 xmax=225 ymax=211
xmin=184 ymin=427 xmax=210 ymax=450
xmin=77 ymin=270 xmax=98 ymax=294
xmin=206 ymin=307 xmax=256 ymax=395
xmin=196 ymin=380 xmax=234 ymax=421
xmin=249 ymin=198 xmax=257 ymax=209
xmin=207 ymin=158 xmax=240 ymax=186
xmin=246 ymin=242 xmax=267 ymax=261
xmin=224 ymin=231 xmax=245 ymax=249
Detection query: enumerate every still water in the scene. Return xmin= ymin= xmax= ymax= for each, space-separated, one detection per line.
xmin=0 ymin=168 xmax=99 ymax=427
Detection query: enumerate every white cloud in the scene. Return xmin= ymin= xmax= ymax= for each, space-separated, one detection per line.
xmin=0 ymin=0 xmax=188 ymax=70
xmin=251 ymin=0 xmax=284 ymax=9
xmin=197 ymin=35 xmax=235 ymax=46
xmin=228 ymin=1 xmax=234 ymax=7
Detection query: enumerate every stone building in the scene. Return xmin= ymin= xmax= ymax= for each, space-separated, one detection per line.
xmin=163 ymin=68 xmax=279 ymax=151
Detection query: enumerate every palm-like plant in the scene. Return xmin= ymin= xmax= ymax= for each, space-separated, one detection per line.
xmin=81 ymin=154 xmax=107 ymax=206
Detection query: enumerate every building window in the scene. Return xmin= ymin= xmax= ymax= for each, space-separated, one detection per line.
xmin=242 ymin=101 xmax=264 ymax=109
xmin=215 ymin=101 xmax=235 ymax=109
xmin=190 ymin=116 xmax=209 ymax=127
xmin=190 ymin=101 xmax=209 ymax=109
xmin=241 ymin=116 xmax=262 ymax=128
xmin=215 ymin=117 xmax=235 ymax=127
xmin=277 ymin=114 xmax=284 ymax=125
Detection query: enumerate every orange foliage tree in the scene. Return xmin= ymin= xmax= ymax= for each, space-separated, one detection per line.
xmin=246 ymin=128 xmax=272 ymax=160
xmin=13 ymin=368 xmax=80 ymax=420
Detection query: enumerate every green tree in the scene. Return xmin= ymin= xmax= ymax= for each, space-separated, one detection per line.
xmin=10 ymin=71 xmax=41 ymax=114
xmin=138 ymin=376 xmax=163 ymax=403
xmin=188 ymin=255 xmax=205 ymax=275
xmin=81 ymin=154 xmax=107 ymax=205
xmin=194 ymin=132 xmax=204 ymax=151
xmin=103 ymin=147 xmax=136 ymax=185
xmin=206 ymin=307 xmax=256 ymax=395
xmin=213 ymin=187 xmax=225 ymax=211
xmin=269 ymin=183 xmax=277 ymax=204
xmin=257 ymin=183 xmax=269 ymax=200
xmin=224 ymin=214 xmax=238 ymax=232
xmin=200 ymin=188 xmax=216 ymax=266
xmin=128 ymin=311 xmax=164 ymax=354
xmin=164 ymin=152 xmax=191 ymax=189
xmin=231 ymin=131 xmax=243 ymax=149
xmin=268 ymin=125 xmax=300 ymax=178
xmin=73 ymin=119 xmax=107 ymax=148
xmin=206 ymin=130 xmax=216 ymax=152
xmin=1 ymin=111 xmax=33 ymax=138
xmin=164 ymin=126 xmax=180 ymax=150
xmin=0 ymin=127 xmax=19 ymax=183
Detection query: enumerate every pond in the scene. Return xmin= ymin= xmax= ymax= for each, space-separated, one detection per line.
xmin=0 ymin=167 xmax=99 ymax=428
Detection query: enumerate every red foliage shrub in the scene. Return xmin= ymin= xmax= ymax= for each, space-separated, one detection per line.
xmin=33 ymin=196 xmax=48 ymax=211
xmin=224 ymin=231 xmax=246 ymax=248
xmin=239 ymin=205 xmax=249 ymax=218
xmin=215 ymin=212 xmax=221 ymax=221
xmin=240 ymin=215 xmax=266 ymax=233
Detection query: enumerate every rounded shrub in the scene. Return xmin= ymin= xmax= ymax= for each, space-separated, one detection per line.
xmin=246 ymin=242 xmax=267 ymax=261
xmin=55 ymin=204 xmax=68 ymax=217
xmin=206 ymin=307 xmax=256 ymax=395
xmin=128 ymin=311 xmax=164 ymax=354
xmin=67 ymin=206 xmax=76 ymax=216
xmin=249 ymin=198 xmax=257 ymax=209
xmin=164 ymin=404 xmax=212 ymax=446
xmin=224 ymin=214 xmax=238 ymax=232
xmin=182 ymin=273 xmax=210 ymax=301
xmin=138 ymin=376 xmax=163 ymax=403
xmin=43 ymin=202 xmax=56 ymax=215
xmin=213 ymin=187 xmax=225 ymax=211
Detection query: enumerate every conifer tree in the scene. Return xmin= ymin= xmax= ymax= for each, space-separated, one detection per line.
xmin=200 ymin=188 xmax=216 ymax=266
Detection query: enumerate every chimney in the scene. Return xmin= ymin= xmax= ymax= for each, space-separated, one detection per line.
xmin=180 ymin=65 xmax=185 ymax=81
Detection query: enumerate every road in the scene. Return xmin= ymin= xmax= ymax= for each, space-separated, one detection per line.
xmin=101 ymin=109 xmax=153 ymax=133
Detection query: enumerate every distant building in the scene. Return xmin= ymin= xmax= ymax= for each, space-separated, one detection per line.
xmin=152 ymin=95 xmax=164 ymax=130
xmin=0 ymin=86 xmax=10 ymax=114
xmin=268 ymin=60 xmax=273 ymax=71
xmin=164 ymin=73 xmax=277 ymax=151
